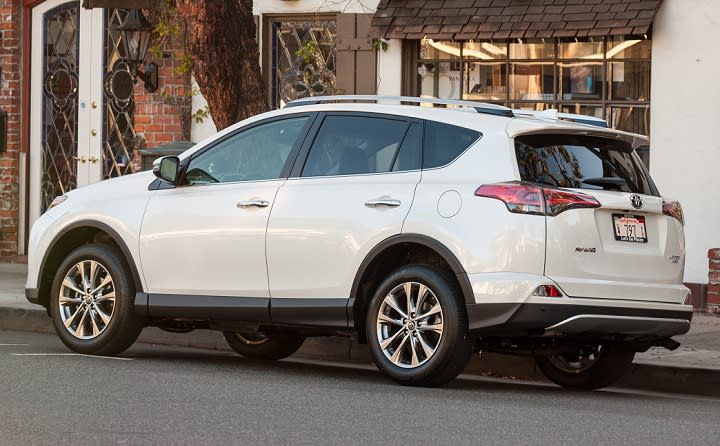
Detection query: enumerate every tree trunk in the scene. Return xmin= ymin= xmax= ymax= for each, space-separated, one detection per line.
xmin=175 ymin=0 xmax=267 ymax=131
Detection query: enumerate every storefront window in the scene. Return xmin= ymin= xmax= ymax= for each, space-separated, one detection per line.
xmin=463 ymin=62 xmax=506 ymax=101
xmin=510 ymin=62 xmax=554 ymax=100
xmin=418 ymin=61 xmax=461 ymax=99
xmin=509 ymin=41 xmax=554 ymax=59
xmin=558 ymin=40 xmax=604 ymax=59
xmin=608 ymin=37 xmax=651 ymax=59
xmin=417 ymin=36 xmax=652 ymax=138
xmin=558 ymin=62 xmax=604 ymax=100
xmin=609 ymin=61 xmax=650 ymax=101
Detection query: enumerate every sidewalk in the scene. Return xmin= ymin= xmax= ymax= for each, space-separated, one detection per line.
xmin=2 ymin=263 xmax=719 ymax=395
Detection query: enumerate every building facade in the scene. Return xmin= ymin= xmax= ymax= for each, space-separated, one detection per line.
xmin=1 ymin=0 xmax=718 ymax=307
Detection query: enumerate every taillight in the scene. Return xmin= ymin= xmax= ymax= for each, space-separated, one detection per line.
xmin=475 ymin=182 xmax=600 ymax=217
xmin=533 ymin=285 xmax=563 ymax=297
xmin=662 ymin=200 xmax=684 ymax=226
xmin=474 ymin=184 xmax=544 ymax=215
xmin=543 ymin=189 xmax=600 ymax=216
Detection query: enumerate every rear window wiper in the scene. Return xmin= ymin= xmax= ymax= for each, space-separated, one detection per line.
xmin=581 ymin=177 xmax=627 ymax=189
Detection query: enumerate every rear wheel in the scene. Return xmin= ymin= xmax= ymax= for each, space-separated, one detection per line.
xmin=366 ymin=265 xmax=472 ymax=387
xmin=223 ymin=330 xmax=305 ymax=360
xmin=49 ymin=243 xmax=142 ymax=355
xmin=534 ymin=343 xmax=635 ymax=390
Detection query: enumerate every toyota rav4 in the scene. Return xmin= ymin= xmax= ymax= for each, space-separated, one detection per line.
xmin=26 ymin=96 xmax=692 ymax=389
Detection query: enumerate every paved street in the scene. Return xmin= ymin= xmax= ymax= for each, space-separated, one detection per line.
xmin=1 ymin=331 xmax=719 ymax=446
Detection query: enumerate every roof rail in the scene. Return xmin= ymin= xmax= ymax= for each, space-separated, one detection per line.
xmin=285 ymin=95 xmax=515 ymax=118
xmin=512 ymin=109 xmax=608 ymax=128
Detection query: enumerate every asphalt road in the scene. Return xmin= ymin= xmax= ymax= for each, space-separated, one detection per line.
xmin=1 ymin=331 xmax=719 ymax=446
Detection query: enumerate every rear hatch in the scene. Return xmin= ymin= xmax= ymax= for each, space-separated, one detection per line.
xmin=514 ymin=132 xmax=687 ymax=304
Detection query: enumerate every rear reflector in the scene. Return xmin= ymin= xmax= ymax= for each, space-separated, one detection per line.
xmin=475 ymin=182 xmax=600 ymax=217
xmin=662 ymin=200 xmax=685 ymax=226
xmin=533 ymin=285 xmax=563 ymax=297
xmin=683 ymin=293 xmax=692 ymax=305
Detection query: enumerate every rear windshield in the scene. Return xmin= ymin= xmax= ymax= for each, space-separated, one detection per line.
xmin=515 ymin=134 xmax=659 ymax=196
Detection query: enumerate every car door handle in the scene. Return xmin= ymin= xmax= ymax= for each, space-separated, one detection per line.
xmin=237 ymin=200 xmax=270 ymax=208
xmin=365 ymin=199 xmax=401 ymax=208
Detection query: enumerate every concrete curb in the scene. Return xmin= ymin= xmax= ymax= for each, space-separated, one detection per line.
xmin=2 ymin=306 xmax=719 ymax=397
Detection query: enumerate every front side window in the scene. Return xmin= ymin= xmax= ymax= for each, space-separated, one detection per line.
xmin=185 ymin=116 xmax=309 ymax=184
xmin=301 ymin=115 xmax=418 ymax=177
xmin=515 ymin=134 xmax=658 ymax=196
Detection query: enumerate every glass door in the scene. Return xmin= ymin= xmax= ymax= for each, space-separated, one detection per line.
xmin=30 ymin=0 xmax=104 ymax=225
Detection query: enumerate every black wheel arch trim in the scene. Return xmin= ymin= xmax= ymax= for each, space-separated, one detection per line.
xmin=348 ymin=233 xmax=475 ymax=315
xmin=37 ymin=220 xmax=145 ymax=299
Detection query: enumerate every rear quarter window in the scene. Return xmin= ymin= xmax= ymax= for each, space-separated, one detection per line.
xmin=423 ymin=121 xmax=481 ymax=169
xmin=515 ymin=134 xmax=659 ymax=196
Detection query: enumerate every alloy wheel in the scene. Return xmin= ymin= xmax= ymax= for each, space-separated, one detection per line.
xmin=58 ymin=260 xmax=116 ymax=340
xmin=375 ymin=281 xmax=444 ymax=368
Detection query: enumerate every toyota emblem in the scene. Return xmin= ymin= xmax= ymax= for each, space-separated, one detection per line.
xmin=630 ymin=195 xmax=643 ymax=209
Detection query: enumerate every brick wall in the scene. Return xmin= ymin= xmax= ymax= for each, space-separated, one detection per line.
xmin=132 ymin=47 xmax=190 ymax=150
xmin=0 ymin=1 xmax=21 ymax=260
xmin=708 ymin=249 xmax=720 ymax=313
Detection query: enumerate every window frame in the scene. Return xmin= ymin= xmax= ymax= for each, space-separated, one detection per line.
xmin=179 ymin=112 xmax=318 ymax=187
xmin=289 ymin=111 xmax=423 ymax=178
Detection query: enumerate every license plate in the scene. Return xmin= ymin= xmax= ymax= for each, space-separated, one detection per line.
xmin=613 ymin=214 xmax=647 ymax=243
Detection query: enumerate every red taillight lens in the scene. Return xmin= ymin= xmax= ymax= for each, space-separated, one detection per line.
xmin=533 ymin=285 xmax=563 ymax=297
xmin=662 ymin=200 xmax=684 ymax=226
xmin=475 ymin=183 xmax=600 ymax=217
xmin=544 ymin=189 xmax=600 ymax=216
xmin=474 ymin=184 xmax=544 ymax=215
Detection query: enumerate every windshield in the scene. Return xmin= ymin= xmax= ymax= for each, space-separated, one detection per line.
xmin=515 ymin=134 xmax=659 ymax=196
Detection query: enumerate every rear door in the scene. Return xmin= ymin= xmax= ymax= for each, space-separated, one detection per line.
xmin=515 ymin=133 xmax=687 ymax=303
xmin=266 ymin=113 xmax=422 ymax=327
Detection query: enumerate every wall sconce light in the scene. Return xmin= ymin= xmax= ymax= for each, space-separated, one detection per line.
xmin=114 ymin=8 xmax=158 ymax=92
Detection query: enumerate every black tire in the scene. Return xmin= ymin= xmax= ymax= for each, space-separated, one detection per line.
xmin=49 ymin=243 xmax=143 ymax=355
xmin=366 ymin=265 xmax=472 ymax=387
xmin=534 ymin=343 xmax=635 ymax=390
xmin=223 ymin=330 xmax=305 ymax=360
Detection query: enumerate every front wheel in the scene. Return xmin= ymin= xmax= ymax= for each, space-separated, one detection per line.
xmin=366 ymin=265 xmax=472 ymax=387
xmin=223 ymin=330 xmax=305 ymax=360
xmin=534 ymin=343 xmax=635 ymax=390
xmin=49 ymin=243 xmax=142 ymax=355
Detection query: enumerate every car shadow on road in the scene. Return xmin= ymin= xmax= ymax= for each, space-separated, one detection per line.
xmin=120 ymin=342 xmax=716 ymax=404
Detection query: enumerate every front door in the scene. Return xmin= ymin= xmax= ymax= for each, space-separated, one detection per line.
xmin=30 ymin=3 xmax=139 ymax=226
xmin=139 ymin=115 xmax=313 ymax=299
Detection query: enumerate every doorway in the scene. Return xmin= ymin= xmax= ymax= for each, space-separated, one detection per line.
xmin=29 ymin=1 xmax=139 ymax=225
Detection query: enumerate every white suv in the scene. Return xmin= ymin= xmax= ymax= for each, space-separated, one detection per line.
xmin=26 ymin=96 xmax=692 ymax=388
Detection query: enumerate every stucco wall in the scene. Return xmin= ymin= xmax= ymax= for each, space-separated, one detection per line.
xmin=650 ymin=0 xmax=720 ymax=284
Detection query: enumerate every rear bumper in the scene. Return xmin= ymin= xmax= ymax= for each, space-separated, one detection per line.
xmin=467 ymin=302 xmax=693 ymax=338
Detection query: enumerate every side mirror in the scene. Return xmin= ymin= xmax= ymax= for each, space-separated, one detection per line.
xmin=153 ymin=156 xmax=180 ymax=184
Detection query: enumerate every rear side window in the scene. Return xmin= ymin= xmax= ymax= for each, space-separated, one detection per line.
xmin=515 ymin=134 xmax=659 ymax=196
xmin=423 ymin=121 xmax=481 ymax=169
xmin=302 ymin=115 xmax=419 ymax=177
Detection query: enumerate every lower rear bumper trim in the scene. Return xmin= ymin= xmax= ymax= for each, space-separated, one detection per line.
xmin=467 ymin=302 xmax=693 ymax=338
xmin=545 ymin=314 xmax=691 ymax=338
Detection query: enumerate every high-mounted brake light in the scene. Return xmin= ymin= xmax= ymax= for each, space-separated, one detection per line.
xmin=475 ymin=182 xmax=600 ymax=217
xmin=662 ymin=200 xmax=684 ymax=226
